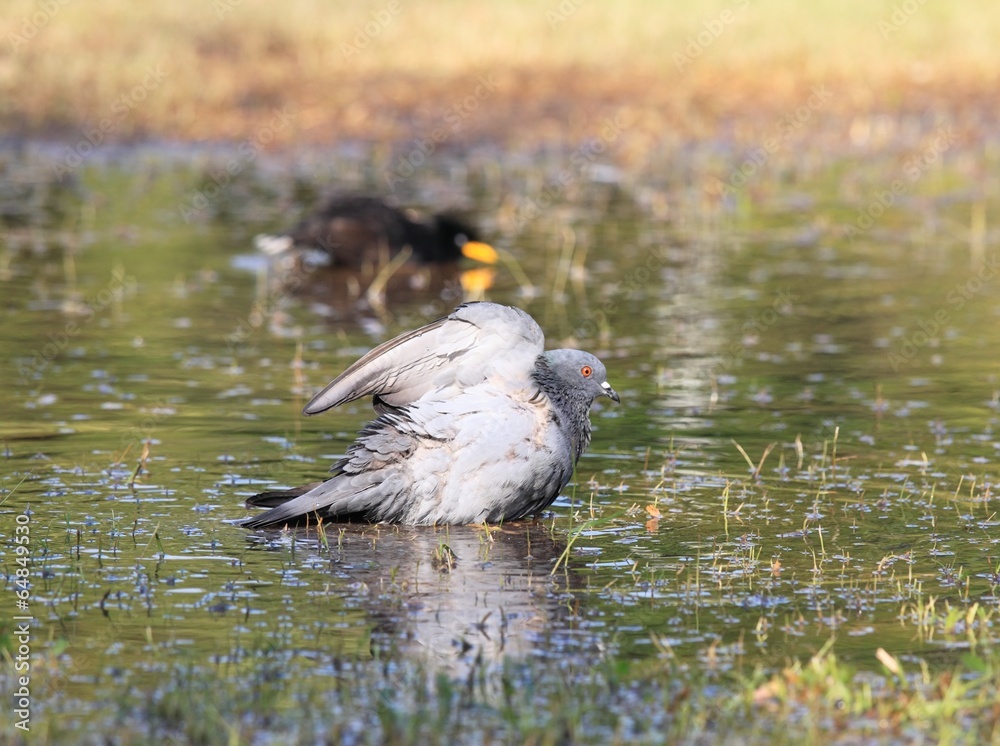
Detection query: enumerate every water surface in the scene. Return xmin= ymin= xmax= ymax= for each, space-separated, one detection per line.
xmin=2 ymin=136 xmax=999 ymax=737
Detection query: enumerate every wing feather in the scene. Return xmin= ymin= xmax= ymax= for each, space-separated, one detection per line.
xmin=302 ymin=302 xmax=543 ymax=415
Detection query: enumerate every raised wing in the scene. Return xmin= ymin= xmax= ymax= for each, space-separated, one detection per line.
xmin=302 ymin=302 xmax=545 ymax=415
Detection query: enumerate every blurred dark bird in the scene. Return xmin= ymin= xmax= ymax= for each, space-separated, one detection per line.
xmin=254 ymin=195 xmax=497 ymax=269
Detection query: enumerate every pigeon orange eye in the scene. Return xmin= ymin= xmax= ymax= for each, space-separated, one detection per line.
xmin=580 ymin=365 xmax=593 ymax=378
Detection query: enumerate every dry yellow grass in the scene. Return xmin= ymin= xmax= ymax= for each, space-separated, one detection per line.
xmin=1 ymin=1 xmax=998 ymax=148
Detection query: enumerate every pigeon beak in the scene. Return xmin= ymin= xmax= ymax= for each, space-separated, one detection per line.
xmin=601 ymin=381 xmax=620 ymax=403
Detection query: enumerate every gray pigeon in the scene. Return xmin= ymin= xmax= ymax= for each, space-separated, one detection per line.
xmin=241 ymin=302 xmax=619 ymax=528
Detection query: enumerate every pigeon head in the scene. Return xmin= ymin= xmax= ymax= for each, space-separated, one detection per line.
xmin=533 ymin=349 xmax=618 ymax=464
xmin=535 ymin=349 xmax=619 ymax=405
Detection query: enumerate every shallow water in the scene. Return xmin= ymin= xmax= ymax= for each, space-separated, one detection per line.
xmin=2 ymin=135 xmax=999 ymax=736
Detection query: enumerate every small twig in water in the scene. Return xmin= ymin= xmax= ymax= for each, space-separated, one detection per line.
xmin=129 ymin=441 xmax=151 ymax=489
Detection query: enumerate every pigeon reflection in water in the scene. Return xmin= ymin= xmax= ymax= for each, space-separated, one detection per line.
xmin=357 ymin=527 xmax=583 ymax=662
xmin=246 ymin=524 xmax=603 ymax=679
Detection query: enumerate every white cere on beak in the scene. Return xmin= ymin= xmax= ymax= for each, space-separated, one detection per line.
xmin=600 ymin=380 xmax=621 ymax=403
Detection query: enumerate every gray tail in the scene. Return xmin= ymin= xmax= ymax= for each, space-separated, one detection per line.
xmin=244 ymin=483 xmax=320 ymax=509
xmin=239 ymin=478 xmax=380 ymax=529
